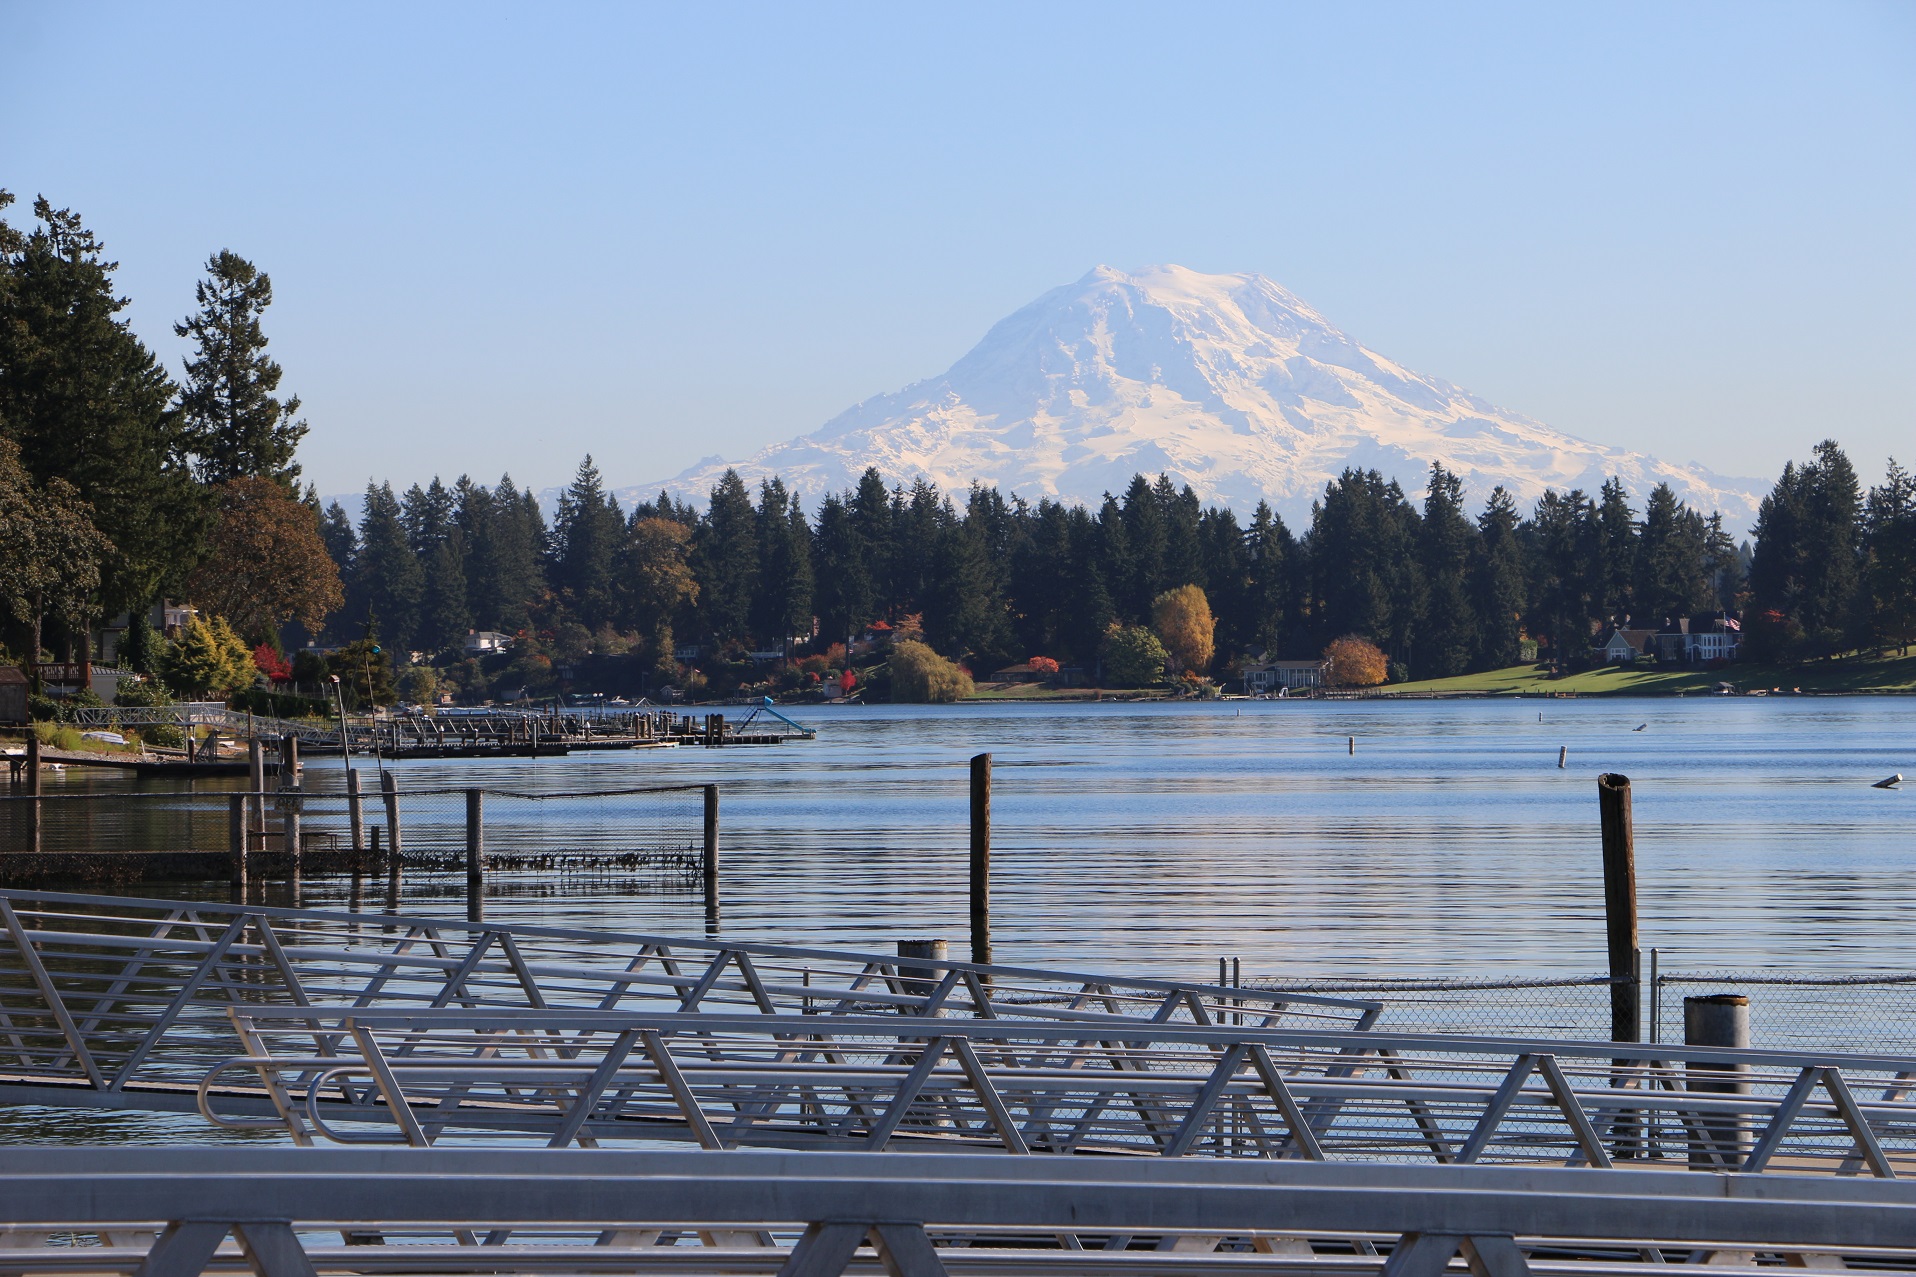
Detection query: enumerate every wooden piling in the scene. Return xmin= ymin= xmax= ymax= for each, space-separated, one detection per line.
xmin=1348 ymin=736 xmax=1354 ymax=755
xmin=23 ymin=732 xmax=39 ymax=857
xmin=381 ymin=771 xmax=403 ymax=862
xmin=346 ymin=769 xmax=365 ymax=857
xmin=247 ymin=739 xmax=266 ymax=850
xmin=1597 ymin=773 xmax=1640 ymax=1043
xmin=465 ymin=788 xmax=484 ymax=923
xmin=970 ymin=753 xmax=991 ymax=966
xmin=228 ymin=795 xmax=247 ymax=895
xmin=1558 ymin=745 xmax=1567 ymax=769
xmin=702 ymin=784 xmax=719 ymax=895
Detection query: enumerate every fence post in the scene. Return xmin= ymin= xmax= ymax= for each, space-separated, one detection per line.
xmin=1685 ymin=993 xmax=1752 ymax=1170
xmin=1597 ymin=774 xmax=1640 ymax=1043
xmin=346 ymin=768 xmax=365 ymax=859
xmin=381 ymin=771 xmax=402 ymax=863
xmin=228 ymin=795 xmax=247 ymax=896
xmin=23 ymin=731 xmax=39 ymax=857
xmin=970 ymin=753 xmax=991 ymax=967
xmin=465 ymin=788 xmax=484 ymax=923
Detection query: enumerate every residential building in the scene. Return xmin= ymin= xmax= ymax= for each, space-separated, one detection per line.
xmin=1242 ymin=659 xmax=1329 ymax=694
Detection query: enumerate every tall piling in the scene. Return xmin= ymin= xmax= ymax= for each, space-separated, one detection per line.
xmin=380 ymin=771 xmax=403 ymax=863
xmin=970 ymin=753 xmax=991 ymax=966
xmin=247 ymin=739 xmax=266 ymax=850
xmin=346 ymin=769 xmax=365 ymax=858
xmin=702 ymin=784 xmax=720 ymax=933
xmin=465 ymin=788 xmax=484 ymax=923
xmin=228 ymin=795 xmax=246 ymax=898
xmin=23 ymin=732 xmax=39 ymax=857
xmin=1597 ymin=773 xmax=1640 ymax=1043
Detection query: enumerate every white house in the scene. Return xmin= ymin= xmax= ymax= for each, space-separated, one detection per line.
xmin=463 ymin=631 xmax=513 ymax=656
xmin=1243 ymin=659 xmax=1329 ymax=694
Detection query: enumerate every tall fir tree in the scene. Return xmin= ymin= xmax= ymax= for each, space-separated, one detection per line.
xmin=694 ymin=470 xmax=760 ymax=644
xmin=1470 ymin=487 xmax=1527 ymax=669
xmin=1415 ymin=463 xmax=1479 ymax=679
xmin=811 ymin=492 xmax=873 ymax=644
xmin=549 ymin=457 xmax=624 ymax=629
xmin=0 ymin=192 xmax=204 ymax=619
xmin=1863 ymin=459 xmax=1916 ymax=653
xmin=352 ymin=482 xmax=423 ymax=650
xmin=174 ymin=250 xmax=308 ymax=486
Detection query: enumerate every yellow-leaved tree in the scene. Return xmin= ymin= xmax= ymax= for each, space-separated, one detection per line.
xmin=889 ymin=640 xmax=974 ymax=703
xmin=1323 ymin=635 xmax=1388 ymax=687
xmin=1151 ymin=584 xmax=1215 ymax=674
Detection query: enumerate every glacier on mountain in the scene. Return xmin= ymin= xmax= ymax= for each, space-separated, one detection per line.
xmin=629 ymin=264 xmax=1763 ymax=529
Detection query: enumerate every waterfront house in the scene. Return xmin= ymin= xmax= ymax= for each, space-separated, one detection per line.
xmin=1595 ymin=628 xmax=1658 ymax=664
xmin=464 ymin=631 xmax=513 ymax=656
xmin=1651 ymin=613 xmax=1741 ymax=664
xmin=1242 ymin=659 xmax=1329 ymax=694
xmin=990 ymin=661 xmax=1043 ymax=684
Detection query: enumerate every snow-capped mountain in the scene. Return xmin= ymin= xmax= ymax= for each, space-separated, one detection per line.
xmin=631 ymin=265 xmax=1763 ymax=528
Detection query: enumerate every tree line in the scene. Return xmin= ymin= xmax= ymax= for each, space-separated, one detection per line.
xmin=323 ymin=439 xmax=1915 ymax=701
xmin=5 ymin=189 xmax=1912 ymax=706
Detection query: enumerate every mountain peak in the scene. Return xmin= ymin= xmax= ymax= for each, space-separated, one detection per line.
xmin=634 ymin=266 xmax=1762 ymax=529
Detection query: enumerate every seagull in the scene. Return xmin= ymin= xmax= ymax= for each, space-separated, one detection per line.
xmin=1633 ymin=724 xmax=1647 ymax=732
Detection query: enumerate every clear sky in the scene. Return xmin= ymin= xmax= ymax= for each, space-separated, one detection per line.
xmin=2 ymin=2 xmax=1911 ymax=502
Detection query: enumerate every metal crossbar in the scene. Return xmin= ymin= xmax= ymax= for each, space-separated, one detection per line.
xmin=0 ymin=1147 xmax=1908 ymax=1275
xmin=203 ymin=1007 xmax=1916 ymax=1176
xmin=0 ymin=889 xmax=1378 ymax=1112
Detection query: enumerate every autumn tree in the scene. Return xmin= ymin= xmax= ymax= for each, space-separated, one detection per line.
xmin=175 ymin=250 xmax=308 ymax=485
xmin=1150 ymin=583 xmax=1215 ymax=673
xmin=1323 ymin=634 xmax=1388 ymax=687
xmin=184 ymin=478 xmax=343 ymax=643
xmin=625 ymin=516 xmax=699 ymax=671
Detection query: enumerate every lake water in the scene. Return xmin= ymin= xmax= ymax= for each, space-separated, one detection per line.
xmin=9 ymin=697 xmax=1912 ymax=1144
xmin=31 ymin=697 xmax=1912 ymax=982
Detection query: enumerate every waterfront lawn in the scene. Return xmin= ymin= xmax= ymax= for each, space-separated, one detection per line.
xmin=1386 ymin=650 xmax=1916 ymax=696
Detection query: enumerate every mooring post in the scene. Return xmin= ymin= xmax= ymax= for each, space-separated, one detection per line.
xmin=228 ymin=794 xmax=247 ymax=897
xmin=1597 ymin=773 xmax=1640 ymax=1043
xmin=281 ymin=733 xmax=301 ymax=786
xmin=1685 ymin=993 xmax=1752 ymax=1169
xmin=381 ymin=770 xmax=403 ymax=863
xmin=702 ymin=782 xmax=719 ymax=890
xmin=1348 ymin=736 xmax=1355 ymax=755
xmin=346 ymin=768 xmax=365 ymax=858
xmin=970 ymin=752 xmax=991 ymax=966
xmin=23 ymin=731 xmax=40 ymax=857
xmin=465 ymin=788 xmax=484 ymax=923
xmin=896 ymin=938 xmax=948 ymax=1011
xmin=247 ymin=738 xmax=266 ymax=851
xmin=1558 ymin=745 xmax=1567 ymax=769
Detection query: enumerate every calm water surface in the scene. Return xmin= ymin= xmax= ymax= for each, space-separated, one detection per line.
xmin=35 ymin=698 xmax=1914 ymax=983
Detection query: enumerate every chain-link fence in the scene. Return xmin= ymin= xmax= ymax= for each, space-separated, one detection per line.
xmin=1256 ymin=970 xmax=1916 ymax=1056
xmin=0 ymin=781 xmax=708 ymax=884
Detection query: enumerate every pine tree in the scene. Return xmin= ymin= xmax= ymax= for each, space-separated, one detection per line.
xmin=1634 ymin=483 xmax=1714 ymax=622
xmin=812 ymin=493 xmax=873 ymax=644
xmin=174 ymin=250 xmax=308 ymax=485
xmin=1120 ymin=475 xmax=1168 ymax=618
xmin=849 ymin=468 xmax=894 ymax=609
xmin=1244 ymin=502 xmax=1294 ymax=655
xmin=0 ymin=192 xmax=204 ymax=618
xmin=1471 ymin=487 xmax=1527 ymax=669
xmin=750 ymin=479 xmax=814 ymax=649
xmin=1591 ymin=478 xmax=1638 ymax=623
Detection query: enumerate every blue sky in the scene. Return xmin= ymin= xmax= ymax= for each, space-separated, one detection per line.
xmin=2 ymin=2 xmax=1911 ymax=501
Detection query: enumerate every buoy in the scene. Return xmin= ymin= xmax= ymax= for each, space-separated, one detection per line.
xmin=1874 ymin=774 xmax=1903 ymax=789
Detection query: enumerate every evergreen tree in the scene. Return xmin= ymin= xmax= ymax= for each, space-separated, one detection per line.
xmin=1119 ymin=475 xmax=1168 ymax=618
xmin=319 ymin=501 xmax=357 ymax=578
xmin=1196 ymin=507 xmax=1249 ymax=659
xmin=1243 ymin=502 xmax=1294 ymax=655
xmin=1591 ymin=478 xmax=1638 ymax=622
xmin=1415 ymin=463 xmax=1479 ymax=679
xmin=488 ymin=477 xmax=548 ymax=632
xmin=419 ymin=539 xmax=470 ymax=655
xmin=174 ymin=250 xmax=307 ymax=485
xmin=1523 ymin=489 xmax=1596 ymax=666
xmin=1863 ymin=459 xmax=1916 ymax=653
xmin=352 ymin=483 xmax=423 ymax=650
xmin=1470 ymin=487 xmax=1527 ymax=669
xmin=694 ymin=470 xmax=759 ymax=644
xmin=1307 ymin=469 xmax=1422 ymax=662
xmin=750 ymin=478 xmax=814 ymax=649
xmin=849 ymin=468 xmax=895 ymax=609
xmin=400 ymin=478 xmax=456 ymax=555
xmin=549 ymin=457 xmax=623 ymax=629
xmin=812 ymin=492 xmax=873 ymax=644
xmin=1749 ymin=441 xmax=1863 ymax=659
xmin=1633 ymin=483 xmax=1714 ymax=622
xmin=0 ymin=192 xmax=204 ymax=618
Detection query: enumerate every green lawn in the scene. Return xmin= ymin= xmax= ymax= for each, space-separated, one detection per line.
xmin=1385 ymin=650 xmax=1916 ymax=696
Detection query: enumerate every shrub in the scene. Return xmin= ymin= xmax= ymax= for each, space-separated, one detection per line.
xmin=159 ymin=615 xmax=255 ymax=698
xmin=1101 ymin=626 xmax=1169 ymax=688
xmin=1323 ymin=635 xmax=1388 ymax=687
xmin=889 ymin=640 xmax=975 ymax=703
xmin=115 ymin=675 xmax=174 ymax=709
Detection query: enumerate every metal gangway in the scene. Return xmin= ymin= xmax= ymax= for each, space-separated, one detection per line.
xmin=207 ymin=1005 xmax=1916 ymax=1179
xmin=0 ymin=1146 xmax=1909 ymax=1276
xmin=0 ymin=889 xmax=1377 ymax=1116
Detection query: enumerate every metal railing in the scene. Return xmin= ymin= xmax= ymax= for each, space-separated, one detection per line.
xmin=0 ymin=1146 xmax=1908 ymax=1274
xmin=207 ymin=1006 xmax=1916 ymax=1177
xmin=0 ymin=889 xmax=1379 ymax=1110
